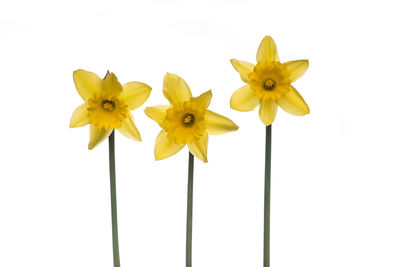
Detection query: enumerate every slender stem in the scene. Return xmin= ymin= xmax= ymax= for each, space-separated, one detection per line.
xmin=264 ymin=125 xmax=272 ymax=267
xmin=186 ymin=152 xmax=194 ymax=267
xmin=109 ymin=130 xmax=121 ymax=267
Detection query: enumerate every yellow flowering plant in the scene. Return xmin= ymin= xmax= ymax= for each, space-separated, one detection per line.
xmin=145 ymin=73 xmax=238 ymax=267
xmin=230 ymin=36 xmax=309 ymax=125
xmin=145 ymin=72 xmax=238 ymax=162
xmin=70 ymin=69 xmax=151 ymax=267
xmin=230 ymin=36 xmax=310 ymax=267
xmin=70 ymin=69 xmax=151 ymax=149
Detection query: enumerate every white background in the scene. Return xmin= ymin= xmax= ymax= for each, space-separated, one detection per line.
xmin=1 ymin=0 xmax=400 ymax=266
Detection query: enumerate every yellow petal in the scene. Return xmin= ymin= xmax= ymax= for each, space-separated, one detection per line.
xmin=70 ymin=103 xmax=89 ymax=128
xmin=277 ymin=85 xmax=310 ymax=116
xmin=120 ymin=82 xmax=152 ymax=110
xmin=230 ymin=59 xmax=254 ymax=83
xmin=259 ymin=100 xmax=278 ymax=126
xmin=144 ymin=105 xmax=169 ymax=126
xmin=230 ymin=85 xmax=259 ymax=111
xmin=88 ymin=125 xmax=113 ymax=150
xmin=188 ymin=133 xmax=208 ymax=163
xmin=256 ymin=36 xmax=279 ymax=63
xmin=163 ymin=73 xmax=192 ymax=104
xmin=154 ymin=130 xmax=185 ymax=160
xmin=118 ymin=113 xmax=141 ymax=141
xmin=73 ymin=69 xmax=102 ymax=101
xmin=283 ymin=60 xmax=309 ymax=82
xmin=102 ymin=71 xmax=122 ymax=95
xmin=204 ymin=110 xmax=239 ymax=135
xmin=191 ymin=90 xmax=212 ymax=110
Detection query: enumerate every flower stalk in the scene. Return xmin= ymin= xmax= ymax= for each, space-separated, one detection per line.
xmin=109 ymin=130 xmax=121 ymax=267
xmin=264 ymin=125 xmax=272 ymax=267
xmin=186 ymin=152 xmax=194 ymax=267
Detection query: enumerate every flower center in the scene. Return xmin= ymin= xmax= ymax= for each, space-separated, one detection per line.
xmin=182 ymin=113 xmax=195 ymax=127
xmin=87 ymin=94 xmax=128 ymax=129
xmin=101 ymin=100 xmax=116 ymax=112
xmin=163 ymin=101 xmax=206 ymax=144
xmin=263 ymin=79 xmax=275 ymax=90
xmin=249 ymin=62 xmax=291 ymax=102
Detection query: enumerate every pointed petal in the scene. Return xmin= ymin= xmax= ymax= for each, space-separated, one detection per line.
xmin=256 ymin=36 xmax=279 ymax=63
xmin=102 ymin=71 xmax=122 ymax=95
xmin=70 ymin=103 xmax=90 ymax=128
xmin=230 ymin=59 xmax=254 ymax=83
xmin=88 ymin=125 xmax=112 ymax=150
xmin=188 ymin=133 xmax=208 ymax=163
xmin=163 ymin=73 xmax=192 ymax=104
xmin=73 ymin=69 xmax=102 ymax=101
xmin=259 ymin=100 xmax=278 ymax=126
xmin=283 ymin=60 xmax=309 ymax=82
xmin=144 ymin=105 xmax=169 ymax=125
xmin=277 ymin=85 xmax=310 ymax=116
xmin=230 ymin=85 xmax=259 ymax=111
xmin=120 ymin=82 xmax=152 ymax=110
xmin=118 ymin=113 xmax=141 ymax=141
xmin=154 ymin=130 xmax=185 ymax=160
xmin=204 ymin=110 xmax=239 ymax=135
xmin=191 ymin=90 xmax=212 ymax=110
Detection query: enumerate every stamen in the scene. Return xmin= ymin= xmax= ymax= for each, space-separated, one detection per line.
xmin=263 ymin=79 xmax=275 ymax=90
xmin=102 ymin=100 xmax=116 ymax=112
xmin=182 ymin=113 xmax=195 ymax=127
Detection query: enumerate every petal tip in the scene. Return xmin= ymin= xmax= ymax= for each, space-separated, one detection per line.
xmin=303 ymin=59 xmax=310 ymax=69
xmin=230 ymin=102 xmax=239 ymax=111
xmin=261 ymin=36 xmax=275 ymax=44
xmin=73 ymin=69 xmax=84 ymax=76
xmin=164 ymin=72 xmax=175 ymax=78
xmin=144 ymin=107 xmax=152 ymax=118
xmin=72 ymin=69 xmax=85 ymax=82
xmin=154 ymin=153 xmax=164 ymax=161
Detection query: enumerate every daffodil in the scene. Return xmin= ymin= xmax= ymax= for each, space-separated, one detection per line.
xmin=230 ymin=36 xmax=310 ymax=125
xmin=145 ymin=73 xmax=238 ymax=162
xmin=70 ymin=69 xmax=151 ymax=149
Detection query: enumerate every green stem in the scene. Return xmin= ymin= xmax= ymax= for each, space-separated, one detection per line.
xmin=186 ymin=152 xmax=194 ymax=267
xmin=109 ymin=130 xmax=121 ymax=267
xmin=264 ymin=125 xmax=272 ymax=267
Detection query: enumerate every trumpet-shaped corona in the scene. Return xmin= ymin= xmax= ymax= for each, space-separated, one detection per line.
xmin=87 ymin=93 xmax=129 ymax=129
xmin=163 ymin=101 xmax=206 ymax=144
xmin=249 ymin=62 xmax=291 ymax=102
xmin=230 ymin=36 xmax=310 ymax=125
xmin=145 ymin=73 xmax=238 ymax=162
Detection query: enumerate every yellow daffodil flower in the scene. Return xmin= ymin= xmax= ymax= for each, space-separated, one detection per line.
xmin=145 ymin=73 xmax=239 ymax=162
xmin=70 ymin=69 xmax=151 ymax=149
xmin=230 ymin=36 xmax=310 ymax=125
